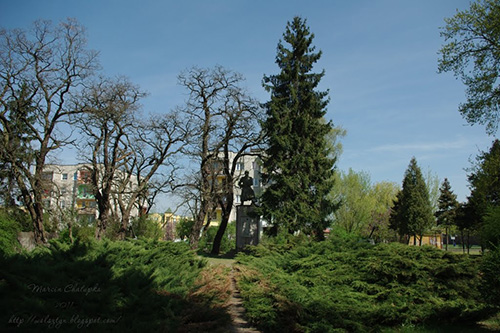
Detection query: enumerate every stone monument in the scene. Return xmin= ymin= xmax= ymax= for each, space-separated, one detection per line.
xmin=236 ymin=170 xmax=261 ymax=250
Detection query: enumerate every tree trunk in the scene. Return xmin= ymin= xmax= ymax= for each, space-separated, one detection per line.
xmin=95 ymin=198 xmax=111 ymax=240
xmin=445 ymin=227 xmax=449 ymax=251
xmin=211 ymin=217 xmax=228 ymax=255
xmin=116 ymin=210 xmax=132 ymax=240
xmin=32 ymin=198 xmax=47 ymax=244
xmin=211 ymin=197 xmax=233 ymax=255
xmin=190 ymin=202 xmax=208 ymax=249
xmin=461 ymin=230 xmax=466 ymax=254
xmin=467 ymin=230 xmax=470 ymax=254
xmin=68 ymin=222 xmax=74 ymax=244
xmin=95 ymin=214 xmax=108 ymax=240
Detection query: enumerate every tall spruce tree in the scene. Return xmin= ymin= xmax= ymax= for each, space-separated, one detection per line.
xmin=435 ymin=178 xmax=459 ymax=250
xmin=261 ymin=17 xmax=337 ymax=240
xmin=392 ymin=157 xmax=434 ymax=245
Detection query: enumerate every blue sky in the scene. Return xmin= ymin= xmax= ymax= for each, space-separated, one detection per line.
xmin=1 ymin=0 xmax=497 ymax=204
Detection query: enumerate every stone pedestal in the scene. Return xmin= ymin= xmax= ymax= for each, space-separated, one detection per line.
xmin=236 ymin=204 xmax=261 ymax=250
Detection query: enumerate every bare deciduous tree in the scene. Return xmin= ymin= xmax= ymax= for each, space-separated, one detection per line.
xmin=74 ymin=76 xmax=142 ymax=239
xmin=0 ymin=19 xmax=99 ymax=243
xmin=177 ymin=66 xmax=262 ymax=251
xmin=115 ymin=112 xmax=189 ymax=239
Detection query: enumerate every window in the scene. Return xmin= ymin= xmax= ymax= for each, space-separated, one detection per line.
xmin=74 ymin=172 xmax=78 ymax=180
xmin=254 ymin=177 xmax=260 ymax=187
xmin=60 ymin=200 xmax=66 ymax=208
xmin=236 ymin=162 xmax=244 ymax=171
xmin=42 ymin=172 xmax=53 ymax=181
xmin=62 ymin=173 xmax=68 ymax=180
xmin=236 ymin=195 xmax=241 ymax=204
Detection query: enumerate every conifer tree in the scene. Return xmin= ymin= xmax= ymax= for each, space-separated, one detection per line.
xmin=260 ymin=17 xmax=337 ymax=240
xmin=467 ymin=139 xmax=500 ymax=247
xmin=435 ymin=178 xmax=459 ymax=250
xmin=391 ymin=157 xmax=434 ymax=245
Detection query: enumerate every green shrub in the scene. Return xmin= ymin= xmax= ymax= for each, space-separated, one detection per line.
xmin=480 ymin=246 xmax=500 ymax=307
xmin=0 ymin=238 xmax=222 ymax=331
xmin=198 ymin=222 xmax=236 ymax=255
xmin=482 ymin=206 xmax=500 ymax=249
xmin=236 ymin=237 xmax=493 ymax=332
xmin=0 ymin=210 xmax=21 ymax=256
xmin=130 ymin=215 xmax=163 ymax=240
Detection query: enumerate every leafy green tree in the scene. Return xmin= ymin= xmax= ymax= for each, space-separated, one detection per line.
xmin=130 ymin=216 xmax=163 ymax=240
xmin=391 ymin=158 xmax=434 ymax=245
xmin=331 ymin=169 xmax=375 ymax=235
xmin=260 ymin=17 xmax=337 ymax=240
xmin=467 ymin=139 xmax=500 ymax=247
xmin=176 ymin=217 xmax=194 ymax=241
xmin=438 ymin=0 xmax=500 ymax=134
xmin=435 ymin=178 xmax=459 ymax=250
xmin=331 ymin=170 xmax=399 ymax=241
xmin=369 ymin=181 xmax=400 ymax=242
xmin=481 ymin=206 xmax=500 ymax=249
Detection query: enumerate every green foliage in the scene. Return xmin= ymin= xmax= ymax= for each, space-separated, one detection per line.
xmin=0 ymin=210 xmax=21 ymax=256
xmin=481 ymin=206 xmax=500 ymax=249
xmin=436 ymin=178 xmax=459 ymax=228
xmin=260 ymin=16 xmax=337 ymax=239
xmin=438 ymin=0 xmax=500 ymax=134
xmin=236 ymin=237 xmax=493 ymax=332
xmin=331 ymin=170 xmax=399 ymax=241
xmin=198 ymin=222 xmax=235 ymax=255
xmin=131 ymin=215 xmax=163 ymax=240
xmin=0 ymin=238 xmax=231 ymax=331
xmin=480 ymin=247 xmax=500 ymax=307
xmin=331 ymin=169 xmax=375 ymax=234
xmin=467 ymin=139 xmax=500 ymax=235
xmin=176 ymin=217 xmax=194 ymax=241
xmin=392 ymin=158 xmax=434 ymax=244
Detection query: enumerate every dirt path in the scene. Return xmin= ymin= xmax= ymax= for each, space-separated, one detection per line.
xmin=203 ymin=255 xmax=260 ymax=332
xmin=227 ymin=267 xmax=260 ymax=333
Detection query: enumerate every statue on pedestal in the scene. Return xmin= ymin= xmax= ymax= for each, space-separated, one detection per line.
xmin=238 ymin=170 xmax=255 ymax=204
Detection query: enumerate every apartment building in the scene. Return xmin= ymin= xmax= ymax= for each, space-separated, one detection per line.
xmin=42 ymin=164 xmax=143 ymax=224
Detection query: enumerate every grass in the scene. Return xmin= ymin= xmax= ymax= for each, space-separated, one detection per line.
xmin=444 ymin=245 xmax=482 ymax=255
xmin=198 ymin=251 xmax=236 ymax=267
